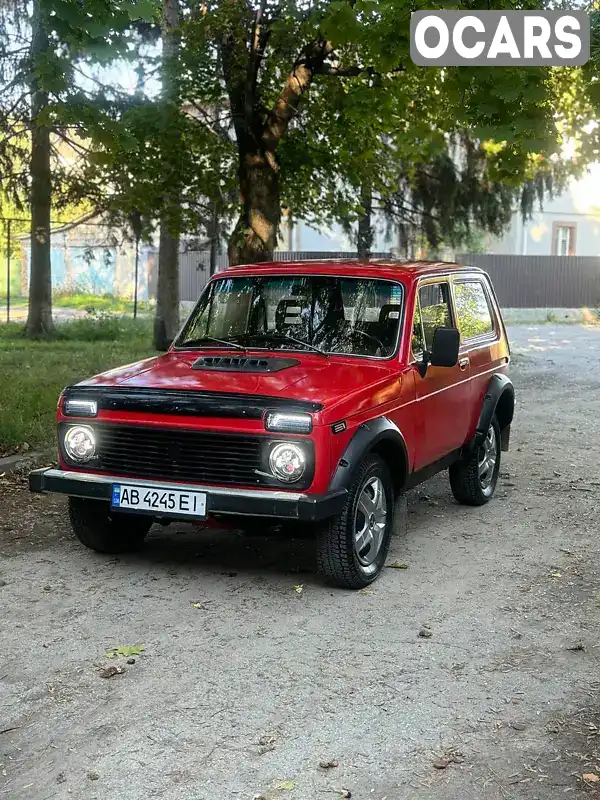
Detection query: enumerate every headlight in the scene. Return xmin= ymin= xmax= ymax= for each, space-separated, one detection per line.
xmin=265 ymin=411 xmax=312 ymax=434
xmin=269 ymin=443 xmax=306 ymax=483
xmin=63 ymin=398 xmax=98 ymax=417
xmin=64 ymin=425 xmax=96 ymax=463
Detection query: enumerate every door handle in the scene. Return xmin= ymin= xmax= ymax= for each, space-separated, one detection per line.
xmin=458 ymin=357 xmax=470 ymax=370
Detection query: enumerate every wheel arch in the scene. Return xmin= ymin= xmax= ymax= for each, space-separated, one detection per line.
xmin=470 ymin=374 xmax=514 ymax=452
xmin=329 ymin=417 xmax=409 ymax=497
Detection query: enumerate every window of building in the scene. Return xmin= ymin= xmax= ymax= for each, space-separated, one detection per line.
xmin=552 ymin=223 xmax=576 ymax=256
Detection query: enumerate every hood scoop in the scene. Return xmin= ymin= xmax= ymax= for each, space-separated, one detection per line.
xmin=191 ymin=355 xmax=300 ymax=373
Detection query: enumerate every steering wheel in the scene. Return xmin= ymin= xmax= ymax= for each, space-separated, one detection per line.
xmin=351 ymin=327 xmax=386 ymax=353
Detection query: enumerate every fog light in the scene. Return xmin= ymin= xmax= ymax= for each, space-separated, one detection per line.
xmin=64 ymin=398 xmax=98 ymax=417
xmin=269 ymin=443 xmax=305 ymax=483
xmin=64 ymin=425 xmax=96 ymax=463
xmin=265 ymin=411 xmax=312 ymax=434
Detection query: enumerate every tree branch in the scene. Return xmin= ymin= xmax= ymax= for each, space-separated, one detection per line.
xmin=316 ymin=63 xmax=405 ymax=77
xmin=245 ymin=0 xmax=268 ymax=121
xmin=262 ymin=38 xmax=334 ymax=149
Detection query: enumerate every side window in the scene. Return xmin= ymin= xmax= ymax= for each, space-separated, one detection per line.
xmin=453 ymin=280 xmax=495 ymax=340
xmin=418 ymin=282 xmax=452 ymax=351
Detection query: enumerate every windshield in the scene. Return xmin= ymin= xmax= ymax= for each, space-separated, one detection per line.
xmin=176 ymin=275 xmax=404 ymax=358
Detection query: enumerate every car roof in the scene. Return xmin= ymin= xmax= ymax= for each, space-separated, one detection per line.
xmin=214 ymin=259 xmax=487 ymax=283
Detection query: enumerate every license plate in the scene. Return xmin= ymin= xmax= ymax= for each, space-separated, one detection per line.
xmin=111 ymin=484 xmax=207 ymax=518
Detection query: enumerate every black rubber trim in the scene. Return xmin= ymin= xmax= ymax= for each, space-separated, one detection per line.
xmin=405 ymin=448 xmax=462 ymax=489
xmin=470 ymin=374 xmax=514 ymax=451
xmin=29 ymin=468 xmax=346 ymax=522
xmin=61 ymin=385 xmax=323 ymax=419
xmin=328 ymin=417 xmax=409 ymax=493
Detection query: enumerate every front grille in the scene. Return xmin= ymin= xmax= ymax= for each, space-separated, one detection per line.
xmin=94 ymin=424 xmax=263 ymax=486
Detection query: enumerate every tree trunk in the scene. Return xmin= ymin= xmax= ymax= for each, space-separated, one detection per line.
xmin=357 ymin=184 xmax=373 ymax=260
xmin=208 ymin=199 xmax=220 ymax=275
xmin=153 ymin=0 xmax=181 ymax=350
xmin=25 ymin=0 xmax=53 ymax=337
xmin=228 ymin=144 xmax=280 ymax=266
xmin=154 ymin=226 xmax=180 ymax=350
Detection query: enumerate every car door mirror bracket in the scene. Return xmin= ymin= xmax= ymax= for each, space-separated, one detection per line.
xmin=417 ymin=351 xmax=431 ymax=378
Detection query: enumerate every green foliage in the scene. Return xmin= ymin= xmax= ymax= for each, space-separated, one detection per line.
xmin=2 ymin=0 xmax=595 ymax=258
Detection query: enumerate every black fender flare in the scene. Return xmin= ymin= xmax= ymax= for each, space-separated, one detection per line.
xmin=470 ymin=374 xmax=515 ymax=452
xmin=328 ymin=417 xmax=409 ymax=494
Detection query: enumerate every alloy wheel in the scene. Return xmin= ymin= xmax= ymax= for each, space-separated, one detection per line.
xmin=354 ymin=475 xmax=387 ymax=567
xmin=478 ymin=424 xmax=497 ymax=490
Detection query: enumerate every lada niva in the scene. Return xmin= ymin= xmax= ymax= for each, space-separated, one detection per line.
xmin=30 ymin=260 xmax=514 ymax=589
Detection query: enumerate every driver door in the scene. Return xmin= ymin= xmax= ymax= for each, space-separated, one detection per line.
xmin=411 ymin=279 xmax=471 ymax=471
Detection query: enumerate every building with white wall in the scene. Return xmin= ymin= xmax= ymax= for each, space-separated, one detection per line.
xmin=485 ymin=163 xmax=600 ymax=257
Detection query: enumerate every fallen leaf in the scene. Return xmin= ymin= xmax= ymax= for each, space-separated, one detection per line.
xmin=98 ymin=665 xmax=125 ymax=679
xmin=551 ymin=571 xmax=562 ymax=578
xmin=319 ymin=759 xmax=340 ymax=770
xmin=359 ymin=588 xmax=375 ymax=595
xmin=583 ymin=773 xmax=600 ymax=783
xmin=387 ymin=562 xmax=409 ymax=569
xmin=104 ymin=645 xmax=144 ymax=659
xmin=277 ymin=780 xmax=297 ymax=790
xmin=293 ymin=584 xmax=304 ymax=595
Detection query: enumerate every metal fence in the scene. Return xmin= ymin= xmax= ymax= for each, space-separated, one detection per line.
xmin=179 ymin=250 xmax=393 ymax=302
xmin=456 ymin=253 xmax=600 ymax=309
xmin=7 ymin=223 xmax=600 ymax=320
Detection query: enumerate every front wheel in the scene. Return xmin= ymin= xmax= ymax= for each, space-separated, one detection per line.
xmin=449 ymin=416 xmax=501 ymax=506
xmin=316 ymin=454 xmax=394 ymax=589
xmin=68 ymin=497 xmax=152 ymax=553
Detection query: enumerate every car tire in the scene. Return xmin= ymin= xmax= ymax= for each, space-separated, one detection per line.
xmin=449 ymin=416 xmax=501 ymax=506
xmin=316 ymin=454 xmax=394 ymax=589
xmin=68 ymin=497 xmax=152 ymax=554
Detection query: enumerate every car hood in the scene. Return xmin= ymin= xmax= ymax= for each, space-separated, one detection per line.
xmin=77 ymin=349 xmax=397 ymax=412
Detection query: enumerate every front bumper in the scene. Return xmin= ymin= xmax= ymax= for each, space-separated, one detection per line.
xmin=29 ymin=468 xmax=347 ymax=522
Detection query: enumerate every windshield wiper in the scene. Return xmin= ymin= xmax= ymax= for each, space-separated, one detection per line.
xmin=178 ymin=336 xmax=247 ymax=352
xmin=242 ymin=332 xmax=328 ymax=358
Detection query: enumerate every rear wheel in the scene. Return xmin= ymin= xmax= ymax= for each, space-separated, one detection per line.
xmin=316 ymin=454 xmax=394 ymax=589
xmin=449 ymin=416 xmax=501 ymax=506
xmin=68 ymin=497 xmax=152 ymax=554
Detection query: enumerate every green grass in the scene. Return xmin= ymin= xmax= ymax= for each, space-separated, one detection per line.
xmin=0 ymin=318 xmax=156 ymax=454
xmin=52 ymin=292 xmax=153 ymax=314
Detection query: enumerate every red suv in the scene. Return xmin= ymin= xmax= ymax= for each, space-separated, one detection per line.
xmin=30 ymin=260 xmax=514 ymax=589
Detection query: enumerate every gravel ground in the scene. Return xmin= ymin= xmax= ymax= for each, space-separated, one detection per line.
xmin=2 ymin=324 xmax=600 ymax=800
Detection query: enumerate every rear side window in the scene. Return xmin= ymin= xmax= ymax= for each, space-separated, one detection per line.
xmin=453 ymin=280 xmax=495 ymax=340
xmin=412 ymin=282 xmax=452 ymax=355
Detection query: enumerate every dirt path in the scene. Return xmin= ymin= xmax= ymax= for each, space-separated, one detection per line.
xmin=2 ymin=324 xmax=600 ymax=800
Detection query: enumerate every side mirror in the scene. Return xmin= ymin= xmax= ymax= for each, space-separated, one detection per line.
xmin=430 ymin=326 xmax=460 ymax=367
xmin=418 ymin=326 xmax=460 ymax=377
